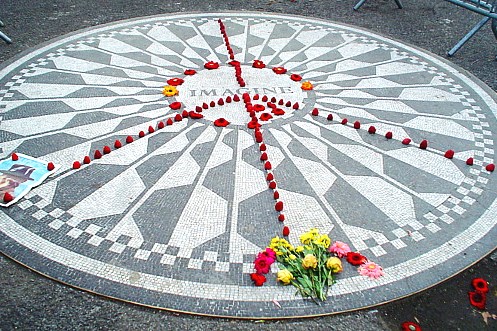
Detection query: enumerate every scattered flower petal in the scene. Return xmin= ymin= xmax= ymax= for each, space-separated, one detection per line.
xmin=184 ymin=69 xmax=196 ymax=75
xmin=466 ymin=157 xmax=474 ymax=165
xmin=290 ymin=74 xmax=302 ymax=81
xmin=252 ymin=60 xmax=266 ymax=69
xmin=444 ymin=149 xmax=455 ymax=159
xmin=486 ymin=164 xmax=495 ymax=172
xmin=167 ymin=78 xmax=184 ymax=86
xmin=214 ymin=118 xmax=230 ymax=127
xmin=419 ymin=140 xmax=428 ymax=149
xmin=204 ymin=61 xmax=220 ymax=70
xmin=368 ymin=126 xmax=376 ymax=134
xmin=272 ymin=67 xmax=287 ymax=74
xmin=169 ymin=102 xmax=182 ymax=110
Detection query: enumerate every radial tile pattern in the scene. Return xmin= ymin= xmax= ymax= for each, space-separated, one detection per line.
xmin=0 ymin=12 xmax=496 ymax=318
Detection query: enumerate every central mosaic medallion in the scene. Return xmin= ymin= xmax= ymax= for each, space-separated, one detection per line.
xmin=0 ymin=12 xmax=496 ymax=318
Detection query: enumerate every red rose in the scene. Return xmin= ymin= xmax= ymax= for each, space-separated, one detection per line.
xmin=368 ymin=126 xmax=376 ymax=134
xmin=250 ymin=273 xmax=267 ymax=286
xmin=202 ymin=102 xmax=208 ymax=109
xmin=327 ymin=114 xmax=333 ymax=121
xmin=204 ymin=61 xmax=219 ymax=70
xmin=184 ymin=69 xmax=196 ymax=75
xmin=3 ymin=192 xmax=14 ymax=203
xmin=275 ymin=201 xmax=283 ymax=212
xmin=158 ymin=121 xmax=165 ymax=129
xmin=272 ymin=67 xmax=287 ymax=74
xmin=189 ymin=111 xmax=204 ymax=119
xmin=472 ymin=278 xmax=489 ymax=293
xmin=401 ymin=322 xmax=422 ymax=331
xmin=486 ymin=164 xmax=495 ymax=172
xmin=341 ymin=118 xmax=348 ymax=125
xmin=292 ymin=102 xmax=299 ymax=110
xmin=278 ymin=214 xmax=285 ymax=222
xmin=264 ymin=161 xmax=272 ymax=170
xmin=311 ymin=108 xmax=319 ymax=116
xmin=139 ymin=131 xmax=145 ymax=138
xmin=262 ymin=95 xmax=268 ymax=102
xmin=114 ymin=140 xmax=122 ymax=148
xmin=126 ymin=136 xmax=134 ymax=143
xmin=259 ymin=113 xmax=273 ymax=121
xmin=148 ymin=125 xmax=155 ymax=133
xmin=166 ymin=118 xmax=173 ymax=126
xmin=290 ymin=74 xmax=302 ymax=81
xmin=167 ymin=78 xmax=184 ymax=86
xmin=253 ymin=94 xmax=260 ymax=100
xmin=266 ymin=173 xmax=274 ymax=181
xmin=218 ymin=98 xmax=224 ymax=106
xmin=214 ymin=118 xmax=230 ymax=127
xmin=466 ymin=157 xmax=474 ymax=165
xmin=402 ymin=138 xmax=411 ymax=145
xmin=444 ymin=149 xmax=454 ymax=159
xmin=282 ymin=226 xmax=290 ymax=236
xmin=233 ymin=94 xmax=240 ymax=102
xmin=72 ymin=161 xmax=81 ymax=169
xmin=182 ymin=110 xmax=189 ymax=118
xmin=84 ymin=156 xmax=91 ymax=164
xmin=103 ymin=146 xmax=112 ymax=154
xmin=11 ymin=153 xmax=18 ymax=161
xmin=346 ymin=252 xmax=367 ymax=266
xmin=273 ymin=191 xmax=279 ymax=200
xmin=94 ymin=150 xmax=102 ymax=159
xmin=419 ymin=140 xmax=428 ymax=149
xmin=285 ymin=101 xmax=291 ymax=107
xmin=385 ymin=131 xmax=393 ymax=139
xmin=468 ymin=291 xmax=486 ymax=310
xmin=210 ymin=101 xmax=216 ymax=107
xmin=252 ymin=60 xmax=265 ymax=69
xmin=225 ymin=96 xmax=232 ymax=103
xmin=269 ymin=181 xmax=276 ymax=189
xmin=174 ymin=114 xmax=183 ymax=122
xmin=354 ymin=121 xmax=360 ymax=129
xmin=169 ymin=102 xmax=182 ymax=110
xmin=260 ymin=144 xmax=267 ymax=152
xmin=47 ymin=162 xmax=55 ymax=171
xmin=253 ymin=104 xmax=265 ymax=112
xmin=260 ymin=152 xmax=268 ymax=161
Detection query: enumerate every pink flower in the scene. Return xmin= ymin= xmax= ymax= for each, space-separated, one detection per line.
xmin=257 ymin=248 xmax=276 ymax=264
xmin=328 ymin=241 xmax=351 ymax=258
xmin=358 ymin=261 xmax=384 ymax=279
xmin=254 ymin=256 xmax=272 ymax=274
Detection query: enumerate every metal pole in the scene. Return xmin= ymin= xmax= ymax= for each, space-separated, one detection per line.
xmin=447 ymin=16 xmax=490 ymax=56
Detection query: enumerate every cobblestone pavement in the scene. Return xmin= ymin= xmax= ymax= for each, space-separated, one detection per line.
xmin=1 ymin=1 xmax=496 ymax=330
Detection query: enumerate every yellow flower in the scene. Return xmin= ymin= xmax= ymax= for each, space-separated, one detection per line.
xmin=299 ymin=232 xmax=314 ymax=245
xmin=314 ymin=234 xmax=331 ymax=248
xmin=302 ymin=254 xmax=318 ymax=269
xmin=326 ymin=257 xmax=343 ymax=273
xmin=277 ymin=269 xmax=294 ymax=285
xmin=289 ymin=254 xmax=297 ymax=260
xmin=295 ymin=246 xmax=304 ymax=253
xmin=301 ymin=81 xmax=313 ymax=90
xmin=162 ymin=85 xmax=178 ymax=97
xmin=309 ymin=228 xmax=319 ymax=235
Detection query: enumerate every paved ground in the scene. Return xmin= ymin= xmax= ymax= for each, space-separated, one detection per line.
xmin=1 ymin=0 xmax=497 ymax=330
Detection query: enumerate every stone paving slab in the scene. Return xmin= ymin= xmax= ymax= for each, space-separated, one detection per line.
xmin=0 ymin=11 xmax=496 ymax=318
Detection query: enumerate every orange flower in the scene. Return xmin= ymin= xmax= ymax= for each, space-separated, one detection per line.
xmin=301 ymin=81 xmax=313 ymax=90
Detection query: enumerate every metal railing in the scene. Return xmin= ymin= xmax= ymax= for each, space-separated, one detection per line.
xmin=0 ymin=19 xmax=12 ymax=44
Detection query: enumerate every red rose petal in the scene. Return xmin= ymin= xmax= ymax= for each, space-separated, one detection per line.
xmin=3 ymin=192 xmax=14 ymax=203
xmin=259 ymin=113 xmax=273 ymax=121
xmin=158 ymin=121 xmax=165 ymax=129
xmin=214 ymin=118 xmax=230 ymax=127
xmin=269 ymin=181 xmax=276 ymax=189
xmin=94 ymin=150 xmax=102 ymax=159
xmin=419 ymin=140 xmax=428 ymax=149
xmin=233 ymin=94 xmax=240 ymax=102
xmin=126 ymin=136 xmax=134 ymax=144
xmin=401 ymin=322 xmax=422 ymax=331
xmin=189 ymin=111 xmax=204 ymax=119
xmin=327 ymin=114 xmax=333 ymax=121
xmin=253 ymin=94 xmax=259 ymax=100
xmin=47 ymin=162 xmax=55 ymax=171
xmin=139 ymin=131 xmax=145 ymax=138
xmin=278 ymin=214 xmax=285 ymax=222
xmin=83 ymin=156 xmax=91 ymax=164
xmin=202 ymin=102 xmax=209 ymax=109
xmin=73 ymin=161 xmax=81 ymax=169
xmin=204 ymin=61 xmax=220 ymax=70
xmin=184 ymin=69 xmax=196 ymax=75
xmin=247 ymin=120 xmax=261 ymax=129
xmin=217 ymin=98 xmax=224 ymax=106
xmin=195 ymin=106 xmax=202 ymax=112
xmin=114 ymin=140 xmax=122 ymax=149
xmin=469 ymin=291 xmax=486 ymax=310
xmin=385 ymin=131 xmax=393 ymax=139
xmin=210 ymin=101 xmax=215 ymax=107
xmin=486 ymin=164 xmax=495 ymax=172
xmin=252 ymin=60 xmax=266 ymax=69
xmin=255 ymin=132 xmax=263 ymax=143
xmin=103 ymin=146 xmax=111 ymax=154
xmin=11 ymin=153 xmax=19 ymax=161
xmin=285 ymin=101 xmax=291 ymax=107
xmin=275 ymin=201 xmax=283 ymax=212
xmin=148 ymin=125 xmax=155 ymax=133
xmin=273 ymin=191 xmax=279 ymax=199
xmin=290 ymin=74 xmax=302 ymax=81
xmin=354 ymin=121 xmax=361 ymax=129
xmin=260 ymin=144 xmax=267 ymax=152
xmin=466 ymin=157 xmax=474 ymax=165
xmin=368 ymin=126 xmax=376 ymax=134
xmin=166 ymin=118 xmax=173 ymax=126
xmin=266 ymin=173 xmax=274 ymax=181
xmin=262 ymin=95 xmax=268 ymax=102
xmin=253 ymin=104 xmax=265 ymax=112
xmin=444 ymin=149 xmax=455 ymax=159
xmin=270 ymin=97 xmax=277 ymax=103
xmin=272 ymin=108 xmax=285 ymax=116
xmin=225 ymin=96 xmax=232 ymax=103
xmin=169 ymin=102 xmax=182 ymax=110
xmin=278 ymin=99 xmax=284 ymax=106
xmin=260 ymin=152 xmax=268 ymax=161
xmin=167 ymin=78 xmax=184 ymax=86
xmin=174 ymin=114 xmax=183 ymax=122
xmin=272 ymin=67 xmax=287 ymax=74
xmin=472 ymin=278 xmax=489 ymax=293
xmin=292 ymin=102 xmax=299 ymax=110
xmin=311 ymin=108 xmax=319 ymax=116
xmin=282 ymin=226 xmax=290 ymax=236
xmin=264 ymin=161 xmax=272 ymax=170
xmin=341 ymin=118 xmax=348 ymax=125
xmin=182 ymin=110 xmax=189 ymax=118
xmin=402 ymin=138 xmax=411 ymax=145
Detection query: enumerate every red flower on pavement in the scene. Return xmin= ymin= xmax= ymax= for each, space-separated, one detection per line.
xmin=401 ymin=321 xmax=422 ymax=331
xmin=250 ymin=273 xmax=267 ymax=286
xmin=204 ymin=61 xmax=219 ymax=70
xmin=252 ymin=60 xmax=265 ymax=69
xmin=73 ymin=161 xmax=81 ymax=169
xmin=167 ymin=78 xmax=184 ymax=86
xmin=184 ymin=69 xmax=196 ymax=75
xmin=353 ymin=121 xmax=361 ymax=129
xmin=346 ymin=252 xmax=367 ymax=266
xmin=341 ymin=118 xmax=348 ymax=125
xmin=272 ymin=67 xmax=287 ymax=74
xmin=260 ymin=113 xmax=273 ymax=121
xmin=213 ymin=118 xmax=229 ymax=127
xmin=11 ymin=153 xmax=19 ymax=161
xmin=472 ymin=278 xmax=489 ymax=293
xmin=444 ymin=149 xmax=455 ymax=159
xmin=254 ymin=256 xmax=272 ymax=274
xmin=468 ymin=291 xmax=486 ymax=310
xmin=83 ymin=156 xmax=91 ymax=164
xmin=466 ymin=157 xmax=474 ymax=165
xmin=327 ymin=114 xmax=333 ymax=121
xmin=290 ymin=74 xmax=302 ymax=81
xmin=419 ymin=140 xmax=428 ymax=150
xmin=189 ymin=111 xmax=204 ymax=119
xmin=278 ymin=214 xmax=285 ymax=222
xmin=266 ymin=173 xmax=274 ymax=181
xmin=311 ymin=108 xmax=319 ymax=116
xmin=385 ymin=131 xmax=393 ymax=139
xmin=486 ymin=164 xmax=495 ymax=172
xmin=169 ymin=102 xmax=182 ymax=110
xmin=402 ymin=138 xmax=411 ymax=145
xmin=174 ymin=114 xmax=183 ymax=122
xmin=272 ymin=108 xmax=285 ymax=116
xmin=275 ymin=201 xmax=283 ymax=212
xmin=3 ymin=192 xmax=14 ymax=203
xmin=368 ymin=126 xmax=376 ymax=134
xmin=114 ymin=140 xmax=122 ymax=149
xmin=282 ymin=226 xmax=290 ymax=236
xmin=264 ymin=161 xmax=272 ymax=170
xmin=47 ymin=162 xmax=55 ymax=171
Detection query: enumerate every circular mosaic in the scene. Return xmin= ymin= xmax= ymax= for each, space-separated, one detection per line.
xmin=0 ymin=12 xmax=496 ymax=318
